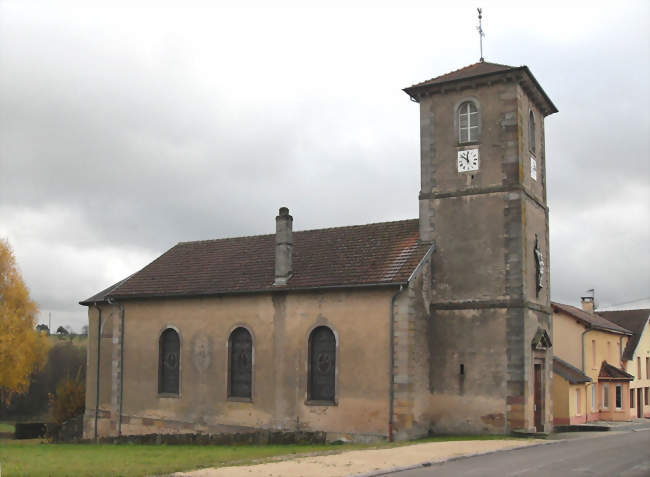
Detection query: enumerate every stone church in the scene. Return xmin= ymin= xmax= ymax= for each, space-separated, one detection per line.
xmin=81 ymin=60 xmax=557 ymax=441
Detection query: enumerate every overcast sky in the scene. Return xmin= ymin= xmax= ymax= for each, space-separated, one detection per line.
xmin=1 ymin=1 xmax=648 ymax=332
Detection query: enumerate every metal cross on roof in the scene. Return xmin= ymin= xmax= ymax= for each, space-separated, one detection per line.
xmin=477 ymin=8 xmax=485 ymax=62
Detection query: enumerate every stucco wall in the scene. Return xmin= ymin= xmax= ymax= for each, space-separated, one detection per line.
xmin=84 ymin=287 xmax=396 ymax=439
xmin=625 ymin=321 xmax=650 ymax=418
xmin=553 ymin=311 xmax=629 ymax=381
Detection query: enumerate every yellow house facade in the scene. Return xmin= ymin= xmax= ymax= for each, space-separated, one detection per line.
xmin=552 ymin=300 xmax=634 ymax=425
xmin=600 ymin=309 xmax=650 ymax=419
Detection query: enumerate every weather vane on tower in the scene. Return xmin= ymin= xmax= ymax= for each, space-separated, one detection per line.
xmin=477 ymin=7 xmax=485 ymax=62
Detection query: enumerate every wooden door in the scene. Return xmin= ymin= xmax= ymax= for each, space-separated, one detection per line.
xmin=638 ymin=389 xmax=643 ymax=418
xmin=534 ymin=364 xmax=543 ymax=431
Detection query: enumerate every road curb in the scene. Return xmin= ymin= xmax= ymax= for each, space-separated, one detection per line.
xmin=353 ymin=440 xmax=563 ymax=477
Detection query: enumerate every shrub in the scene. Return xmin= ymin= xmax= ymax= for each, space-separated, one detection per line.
xmin=5 ymin=341 xmax=86 ymax=418
xmin=49 ymin=367 xmax=85 ymax=425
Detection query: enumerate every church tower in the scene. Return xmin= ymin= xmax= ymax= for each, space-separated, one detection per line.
xmin=404 ymin=61 xmax=557 ymax=433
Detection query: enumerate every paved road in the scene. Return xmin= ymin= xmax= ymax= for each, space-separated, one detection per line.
xmin=389 ymin=429 xmax=650 ymax=477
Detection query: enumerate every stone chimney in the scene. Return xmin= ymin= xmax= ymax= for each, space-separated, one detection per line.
xmin=274 ymin=207 xmax=293 ymax=286
xmin=580 ymin=296 xmax=595 ymax=314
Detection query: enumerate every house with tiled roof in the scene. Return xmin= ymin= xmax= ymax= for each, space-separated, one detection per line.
xmin=599 ymin=308 xmax=650 ymax=418
xmin=81 ymin=59 xmax=558 ymax=440
xmin=552 ymin=299 xmax=635 ymax=424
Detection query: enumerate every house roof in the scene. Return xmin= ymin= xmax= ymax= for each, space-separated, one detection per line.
xmin=553 ymin=357 xmax=592 ymax=384
xmin=552 ymin=302 xmax=632 ymax=335
xmin=80 ymin=218 xmax=432 ymax=305
xmin=598 ymin=309 xmax=650 ymax=361
xmin=403 ymin=61 xmax=558 ymax=117
xmin=598 ymin=361 xmax=634 ymax=381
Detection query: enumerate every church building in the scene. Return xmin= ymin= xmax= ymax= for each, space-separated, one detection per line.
xmin=81 ymin=60 xmax=557 ymax=441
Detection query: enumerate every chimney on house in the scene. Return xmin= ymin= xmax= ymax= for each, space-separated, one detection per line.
xmin=274 ymin=207 xmax=293 ymax=286
xmin=581 ymin=289 xmax=595 ymax=313
xmin=580 ymin=297 xmax=594 ymax=314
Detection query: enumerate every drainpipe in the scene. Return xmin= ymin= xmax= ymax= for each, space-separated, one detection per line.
xmin=389 ymin=285 xmax=405 ymax=443
xmin=90 ymin=303 xmax=102 ymax=441
xmin=107 ymin=297 xmax=125 ymax=437
xmin=581 ymin=327 xmax=593 ymax=372
xmin=618 ymin=335 xmax=624 ymax=365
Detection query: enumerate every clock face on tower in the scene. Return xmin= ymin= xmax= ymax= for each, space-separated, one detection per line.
xmin=457 ymin=149 xmax=479 ymax=172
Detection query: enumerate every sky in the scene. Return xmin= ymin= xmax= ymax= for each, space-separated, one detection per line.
xmin=1 ymin=1 xmax=648 ymax=332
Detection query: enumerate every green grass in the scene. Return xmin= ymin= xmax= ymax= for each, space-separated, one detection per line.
xmin=0 ymin=434 xmax=527 ymax=477
xmin=47 ymin=335 xmax=87 ymax=348
xmin=0 ymin=422 xmax=14 ymax=433
xmin=0 ymin=439 xmax=365 ymax=477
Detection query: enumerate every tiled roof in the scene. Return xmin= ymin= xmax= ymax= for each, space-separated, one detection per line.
xmin=553 ymin=357 xmax=592 ymax=384
xmin=552 ymin=302 xmax=632 ymax=335
xmin=81 ymin=219 xmax=432 ymax=304
xmin=403 ymin=61 xmax=558 ymax=116
xmin=405 ymin=61 xmax=516 ymax=90
xmin=598 ymin=309 xmax=650 ymax=361
xmin=599 ymin=361 xmax=634 ymax=381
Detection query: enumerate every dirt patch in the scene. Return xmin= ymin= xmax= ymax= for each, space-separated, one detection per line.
xmin=175 ymin=439 xmax=541 ymax=477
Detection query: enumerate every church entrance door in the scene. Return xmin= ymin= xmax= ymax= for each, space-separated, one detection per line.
xmin=534 ymin=363 xmax=543 ymax=431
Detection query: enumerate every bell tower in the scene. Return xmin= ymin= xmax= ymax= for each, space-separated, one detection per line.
xmin=404 ymin=62 xmax=557 ymax=433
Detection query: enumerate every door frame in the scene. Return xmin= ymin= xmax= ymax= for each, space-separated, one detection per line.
xmin=533 ymin=356 xmax=545 ymax=432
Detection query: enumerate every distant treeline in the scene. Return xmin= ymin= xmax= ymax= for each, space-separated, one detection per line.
xmin=2 ymin=341 xmax=86 ymax=419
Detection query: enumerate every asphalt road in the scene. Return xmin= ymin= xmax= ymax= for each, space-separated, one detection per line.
xmin=389 ymin=429 xmax=650 ymax=477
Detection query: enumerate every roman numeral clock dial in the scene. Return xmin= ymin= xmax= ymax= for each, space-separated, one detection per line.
xmin=457 ymin=148 xmax=479 ymax=172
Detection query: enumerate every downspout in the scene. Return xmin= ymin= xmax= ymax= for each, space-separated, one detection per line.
xmin=107 ymin=297 xmax=125 ymax=437
xmin=618 ymin=335 xmax=624 ymax=365
xmin=581 ymin=327 xmax=593 ymax=372
xmin=389 ymin=285 xmax=404 ymax=443
xmin=90 ymin=303 xmax=102 ymax=441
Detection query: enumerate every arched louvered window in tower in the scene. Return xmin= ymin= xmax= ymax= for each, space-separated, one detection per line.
xmin=229 ymin=327 xmax=252 ymax=398
xmin=308 ymin=326 xmax=336 ymax=402
xmin=529 ymin=110 xmax=536 ymax=153
xmin=458 ymin=101 xmax=479 ymax=143
xmin=158 ymin=328 xmax=180 ymax=394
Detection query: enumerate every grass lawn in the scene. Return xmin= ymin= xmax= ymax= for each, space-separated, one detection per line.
xmin=0 ymin=434 xmax=524 ymax=477
xmin=0 ymin=422 xmax=14 ymax=433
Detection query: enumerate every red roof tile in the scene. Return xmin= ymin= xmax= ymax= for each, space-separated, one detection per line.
xmin=403 ymin=61 xmax=558 ymax=116
xmin=552 ymin=302 xmax=632 ymax=335
xmin=405 ymin=61 xmax=516 ymax=90
xmin=599 ymin=361 xmax=634 ymax=381
xmin=553 ymin=357 xmax=592 ymax=384
xmin=81 ymin=219 xmax=432 ymax=304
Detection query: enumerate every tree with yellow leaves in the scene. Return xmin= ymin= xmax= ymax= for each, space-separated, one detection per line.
xmin=0 ymin=238 xmax=49 ymax=405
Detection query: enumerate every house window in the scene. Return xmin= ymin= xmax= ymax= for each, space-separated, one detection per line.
xmin=631 ymin=389 xmax=635 ymax=408
xmin=529 ymin=110 xmax=536 ymax=153
xmin=228 ymin=327 xmax=252 ymax=399
xmin=159 ymin=328 xmax=180 ymax=395
xmin=602 ymin=384 xmax=609 ymax=409
xmin=458 ymin=101 xmax=479 ymax=143
xmin=615 ymin=385 xmax=622 ymax=410
xmin=575 ymin=389 xmax=581 ymax=415
xmin=308 ymin=326 xmax=336 ymax=403
xmin=645 ymin=387 xmax=648 ymax=405
xmin=646 ymin=358 xmax=649 ymax=379
xmin=638 ymin=357 xmax=642 ymax=380
xmin=591 ymin=385 xmax=596 ymax=411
